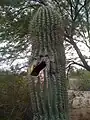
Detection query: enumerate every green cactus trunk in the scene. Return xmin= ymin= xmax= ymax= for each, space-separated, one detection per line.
xmin=28 ymin=6 xmax=69 ymax=120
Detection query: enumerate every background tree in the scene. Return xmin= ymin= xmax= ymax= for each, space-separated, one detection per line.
xmin=53 ymin=0 xmax=90 ymax=71
xmin=0 ymin=0 xmax=90 ymax=71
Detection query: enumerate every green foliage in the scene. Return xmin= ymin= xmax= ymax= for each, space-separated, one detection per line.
xmin=77 ymin=70 xmax=90 ymax=91
xmin=0 ymin=1 xmax=40 ymax=60
xmin=69 ymin=69 xmax=90 ymax=91
xmin=0 ymin=70 xmax=31 ymax=120
xmin=0 ymin=0 xmax=24 ymax=6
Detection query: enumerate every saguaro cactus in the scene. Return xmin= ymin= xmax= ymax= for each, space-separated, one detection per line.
xmin=28 ymin=6 xmax=69 ymax=120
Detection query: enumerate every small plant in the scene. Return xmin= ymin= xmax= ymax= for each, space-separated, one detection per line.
xmin=69 ymin=69 xmax=90 ymax=91
xmin=78 ymin=73 xmax=90 ymax=91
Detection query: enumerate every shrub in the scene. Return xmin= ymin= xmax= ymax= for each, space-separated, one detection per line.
xmin=69 ymin=69 xmax=90 ymax=91
xmin=0 ymin=71 xmax=31 ymax=120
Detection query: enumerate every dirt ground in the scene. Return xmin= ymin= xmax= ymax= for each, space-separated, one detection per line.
xmin=70 ymin=107 xmax=90 ymax=120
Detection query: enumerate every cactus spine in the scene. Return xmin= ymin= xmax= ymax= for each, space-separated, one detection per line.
xmin=28 ymin=6 xmax=69 ymax=120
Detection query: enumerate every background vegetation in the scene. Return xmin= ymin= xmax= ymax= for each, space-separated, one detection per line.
xmin=0 ymin=70 xmax=32 ymax=120
xmin=69 ymin=69 xmax=90 ymax=91
xmin=0 ymin=68 xmax=90 ymax=120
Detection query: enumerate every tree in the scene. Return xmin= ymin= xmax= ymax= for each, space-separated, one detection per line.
xmin=52 ymin=0 xmax=90 ymax=71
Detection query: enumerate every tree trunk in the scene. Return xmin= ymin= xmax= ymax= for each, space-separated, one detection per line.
xmin=28 ymin=6 xmax=69 ymax=120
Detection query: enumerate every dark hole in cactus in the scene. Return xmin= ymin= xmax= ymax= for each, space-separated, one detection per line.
xmin=31 ymin=61 xmax=46 ymax=76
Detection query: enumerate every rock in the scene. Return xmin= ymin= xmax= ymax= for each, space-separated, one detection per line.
xmin=72 ymin=97 xmax=82 ymax=108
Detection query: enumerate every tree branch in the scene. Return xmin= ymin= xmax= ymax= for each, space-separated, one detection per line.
xmin=66 ymin=61 xmax=84 ymax=69
xmin=74 ymin=0 xmax=90 ymax=21
xmin=65 ymin=33 xmax=90 ymax=71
